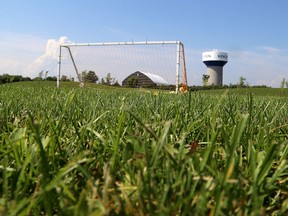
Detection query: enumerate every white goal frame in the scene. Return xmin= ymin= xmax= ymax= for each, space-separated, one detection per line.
xmin=57 ymin=40 xmax=187 ymax=93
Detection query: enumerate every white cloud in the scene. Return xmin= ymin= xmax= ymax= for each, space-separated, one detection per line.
xmin=29 ymin=36 xmax=71 ymax=77
xmin=260 ymin=46 xmax=281 ymax=55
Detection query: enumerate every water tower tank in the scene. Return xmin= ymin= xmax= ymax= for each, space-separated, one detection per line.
xmin=202 ymin=50 xmax=228 ymax=86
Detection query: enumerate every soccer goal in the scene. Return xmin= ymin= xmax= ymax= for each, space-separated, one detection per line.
xmin=58 ymin=41 xmax=188 ymax=92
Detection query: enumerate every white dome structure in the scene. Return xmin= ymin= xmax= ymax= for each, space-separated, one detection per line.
xmin=202 ymin=50 xmax=228 ymax=86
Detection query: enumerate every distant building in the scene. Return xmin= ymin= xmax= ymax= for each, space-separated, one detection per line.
xmin=122 ymin=71 xmax=168 ymax=88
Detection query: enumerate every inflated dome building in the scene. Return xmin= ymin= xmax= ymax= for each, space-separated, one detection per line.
xmin=122 ymin=71 xmax=168 ymax=88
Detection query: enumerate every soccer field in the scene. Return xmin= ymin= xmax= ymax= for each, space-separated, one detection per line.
xmin=1 ymin=82 xmax=288 ymax=215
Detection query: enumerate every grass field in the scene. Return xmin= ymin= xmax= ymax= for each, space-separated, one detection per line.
xmin=1 ymin=81 xmax=288 ymax=215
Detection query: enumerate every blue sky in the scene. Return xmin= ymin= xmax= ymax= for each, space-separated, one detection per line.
xmin=1 ymin=0 xmax=288 ymax=87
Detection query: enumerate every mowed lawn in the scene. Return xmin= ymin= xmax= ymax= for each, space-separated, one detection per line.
xmin=1 ymin=81 xmax=288 ymax=215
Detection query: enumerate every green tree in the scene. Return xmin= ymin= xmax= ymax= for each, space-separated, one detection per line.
xmin=113 ymin=80 xmax=120 ymax=86
xmin=10 ymin=75 xmax=23 ymax=82
xmin=82 ymin=70 xmax=98 ymax=83
xmin=0 ymin=74 xmax=12 ymax=84
xmin=100 ymin=78 xmax=105 ymax=84
xmin=44 ymin=70 xmax=48 ymax=80
xmin=105 ymin=73 xmax=113 ymax=85
xmin=22 ymin=77 xmax=32 ymax=81
xmin=280 ymin=78 xmax=285 ymax=96
xmin=101 ymin=73 xmax=115 ymax=85
xmin=60 ymin=75 xmax=70 ymax=82
xmin=80 ymin=71 xmax=86 ymax=82
xmin=239 ymin=76 xmax=246 ymax=88
xmin=38 ymin=70 xmax=44 ymax=80
xmin=0 ymin=74 xmax=31 ymax=84
xmin=46 ymin=76 xmax=57 ymax=81
xmin=202 ymin=74 xmax=210 ymax=86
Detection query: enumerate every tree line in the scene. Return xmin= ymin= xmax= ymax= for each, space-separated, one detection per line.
xmin=0 ymin=70 xmax=121 ymax=86
xmin=0 ymin=74 xmax=32 ymax=84
xmin=0 ymin=71 xmax=57 ymax=84
xmin=1 ymin=70 xmax=285 ymax=91
xmin=78 ymin=70 xmax=120 ymax=86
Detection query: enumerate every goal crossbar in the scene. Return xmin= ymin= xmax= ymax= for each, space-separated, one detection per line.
xmin=61 ymin=40 xmax=182 ymax=47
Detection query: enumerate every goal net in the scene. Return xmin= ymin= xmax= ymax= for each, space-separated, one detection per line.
xmin=58 ymin=41 xmax=187 ymax=92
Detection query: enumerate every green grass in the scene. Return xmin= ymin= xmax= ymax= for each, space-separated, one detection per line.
xmin=199 ymin=87 xmax=286 ymax=97
xmin=10 ymin=81 xmax=288 ymax=96
xmin=0 ymin=82 xmax=288 ymax=215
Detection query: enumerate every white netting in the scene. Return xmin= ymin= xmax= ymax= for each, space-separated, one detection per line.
xmin=59 ymin=42 xmax=185 ymax=86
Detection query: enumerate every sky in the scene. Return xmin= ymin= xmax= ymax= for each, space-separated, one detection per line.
xmin=1 ymin=0 xmax=288 ymax=87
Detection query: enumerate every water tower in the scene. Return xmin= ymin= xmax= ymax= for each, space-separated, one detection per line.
xmin=202 ymin=50 xmax=228 ymax=86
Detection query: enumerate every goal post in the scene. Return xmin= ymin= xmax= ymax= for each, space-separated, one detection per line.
xmin=58 ymin=40 xmax=188 ymax=92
